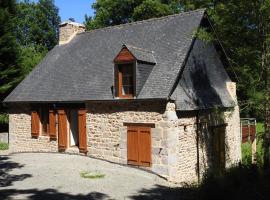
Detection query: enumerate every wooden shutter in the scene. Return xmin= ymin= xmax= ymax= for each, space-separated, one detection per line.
xmin=127 ymin=127 xmax=139 ymax=165
xmin=138 ymin=127 xmax=151 ymax=167
xmin=78 ymin=109 xmax=87 ymax=153
xmin=49 ymin=110 xmax=57 ymax=140
xmin=31 ymin=111 xmax=40 ymax=138
xmin=58 ymin=109 xmax=67 ymax=152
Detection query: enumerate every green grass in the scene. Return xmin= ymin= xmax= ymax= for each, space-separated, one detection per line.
xmin=241 ymin=122 xmax=264 ymax=166
xmin=0 ymin=113 xmax=8 ymax=124
xmin=0 ymin=142 xmax=9 ymax=150
xmin=80 ymin=171 xmax=105 ymax=179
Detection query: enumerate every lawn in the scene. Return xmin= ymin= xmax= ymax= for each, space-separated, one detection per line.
xmin=0 ymin=142 xmax=9 ymax=150
xmin=241 ymin=122 xmax=264 ymax=165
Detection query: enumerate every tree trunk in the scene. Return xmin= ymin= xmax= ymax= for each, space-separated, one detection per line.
xmin=262 ymin=42 xmax=270 ymax=169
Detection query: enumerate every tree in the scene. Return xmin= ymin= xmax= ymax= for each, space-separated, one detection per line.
xmin=0 ymin=0 xmax=20 ymax=106
xmin=84 ymin=0 xmax=179 ymax=30
xmin=16 ymin=0 xmax=60 ymax=78
xmin=16 ymin=0 xmax=60 ymax=52
xmin=256 ymin=0 xmax=270 ymax=168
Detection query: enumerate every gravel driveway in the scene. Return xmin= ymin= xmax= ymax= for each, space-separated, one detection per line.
xmin=0 ymin=153 xmax=192 ymax=200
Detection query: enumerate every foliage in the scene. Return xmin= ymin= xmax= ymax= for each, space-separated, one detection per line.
xmin=0 ymin=142 xmax=8 ymax=150
xmin=241 ymin=122 xmax=265 ymax=166
xmin=84 ymin=0 xmax=179 ymax=30
xmin=197 ymin=165 xmax=270 ymax=200
xmin=0 ymin=113 xmax=8 ymax=124
xmin=241 ymin=142 xmax=252 ymax=165
xmin=19 ymin=45 xmax=47 ymax=77
xmin=16 ymin=0 xmax=61 ymax=51
xmin=0 ymin=0 xmax=20 ymax=109
xmin=132 ymin=0 xmax=172 ymax=21
xmin=0 ymin=0 xmax=60 ymax=113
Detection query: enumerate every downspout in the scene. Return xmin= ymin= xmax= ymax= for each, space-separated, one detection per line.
xmin=196 ymin=100 xmax=200 ymax=183
xmin=196 ymin=110 xmax=200 ymax=182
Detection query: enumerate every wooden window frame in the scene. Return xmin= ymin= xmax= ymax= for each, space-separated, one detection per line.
xmin=115 ymin=61 xmax=136 ymax=99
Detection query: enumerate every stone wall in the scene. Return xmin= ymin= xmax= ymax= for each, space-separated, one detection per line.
xmin=86 ymin=101 xmax=178 ymax=179
xmin=224 ymin=105 xmax=242 ymax=166
xmin=8 ymin=100 xmax=241 ymax=184
xmin=9 ymin=104 xmax=58 ymax=152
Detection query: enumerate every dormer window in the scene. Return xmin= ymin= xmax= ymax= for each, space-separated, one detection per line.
xmin=118 ymin=63 xmax=135 ymax=98
xmin=114 ymin=44 xmax=156 ymax=99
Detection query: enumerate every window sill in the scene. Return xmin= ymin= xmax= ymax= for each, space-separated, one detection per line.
xmin=115 ymin=96 xmax=136 ymax=100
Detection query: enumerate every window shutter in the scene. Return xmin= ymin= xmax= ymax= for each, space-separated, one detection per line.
xmin=78 ymin=109 xmax=87 ymax=153
xmin=49 ymin=110 xmax=57 ymax=140
xmin=58 ymin=109 xmax=67 ymax=151
xmin=31 ymin=111 xmax=40 ymax=138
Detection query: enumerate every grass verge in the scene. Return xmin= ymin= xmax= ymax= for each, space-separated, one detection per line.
xmin=0 ymin=142 xmax=9 ymax=150
xmin=80 ymin=171 xmax=105 ymax=179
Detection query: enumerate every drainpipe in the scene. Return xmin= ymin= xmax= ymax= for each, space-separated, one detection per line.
xmin=196 ymin=100 xmax=200 ymax=183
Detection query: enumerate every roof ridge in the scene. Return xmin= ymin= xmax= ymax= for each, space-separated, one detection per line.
xmin=78 ymin=8 xmax=206 ymax=35
xmin=125 ymin=44 xmax=154 ymax=53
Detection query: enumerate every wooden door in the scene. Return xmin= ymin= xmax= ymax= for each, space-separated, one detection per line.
xmin=212 ymin=126 xmax=225 ymax=171
xmin=78 ymin=109 xmax=87 ymax=153
xmin=127 ymin=126 xmax=151 ymax=167
xmin=127 ymin=127 xmax=139 ymax=165
xmin=138 ymin=127 xmax=151 ymax=167
xmin=58 ymin=109 xmax=67 ymax=152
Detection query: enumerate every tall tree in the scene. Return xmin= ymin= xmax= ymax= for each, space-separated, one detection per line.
xmin=16 ymin=0 xmax=60 ymax=77
xmin=16 ymin=0 xmax=60 ymax=52
xmin=257 ymin=0 xmax=270 ymax=168
xmin=0 ymin=0 xmax=20 ymax=107
xmin=84 ymin=0 xmax=179 ymax=30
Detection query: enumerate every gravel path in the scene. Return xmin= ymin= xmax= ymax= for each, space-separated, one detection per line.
xmin=0 ymin=153 xmax=182 ymax=200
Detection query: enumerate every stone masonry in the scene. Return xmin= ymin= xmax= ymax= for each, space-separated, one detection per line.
xmin=8 ymin=96 xmax=241 ymax=184
xmin=9 ymin=104 xmax=58 ymax=153
xmin=59 ymin=21 xmax=85 ymax=45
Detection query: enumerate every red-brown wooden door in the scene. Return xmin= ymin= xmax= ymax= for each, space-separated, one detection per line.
xmin=127 ymin=126 xmax=151 ymax=167
xmin=58 ymin=109 xmax=67 ymax=152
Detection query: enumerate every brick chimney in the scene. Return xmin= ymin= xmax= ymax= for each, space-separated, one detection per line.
xmin=59 ymin=21 xmax=85 ymax=45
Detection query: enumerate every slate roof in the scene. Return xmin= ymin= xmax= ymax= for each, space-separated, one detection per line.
xmin=4 ymin=9 xmax=234 ymax=110
xmin=124 ymin=45 xmax=156 ymax=64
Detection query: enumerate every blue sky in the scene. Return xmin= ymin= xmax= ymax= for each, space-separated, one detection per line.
xmin=55 ymin=0 xmax=95 ymax=23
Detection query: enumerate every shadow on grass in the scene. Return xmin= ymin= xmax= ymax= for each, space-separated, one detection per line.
xmin=130 ymin=165 xmax=270 ymax=200
xmin=129 ymin=184 xmax=197 ymax=200
xmin=0 ymin=189 xmax=110 ymax=200
xmin=0 ymin=156 xmax=32 ymax=187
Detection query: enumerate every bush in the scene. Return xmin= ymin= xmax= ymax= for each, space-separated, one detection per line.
xmin=0 ymin=113 xmax=8 ymax=124
xmin=198 ymin=165 xmax=270 ymax=200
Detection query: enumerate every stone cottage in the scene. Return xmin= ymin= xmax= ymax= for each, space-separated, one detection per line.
xmin=4 ymin=9 xmax=241 ymax=184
